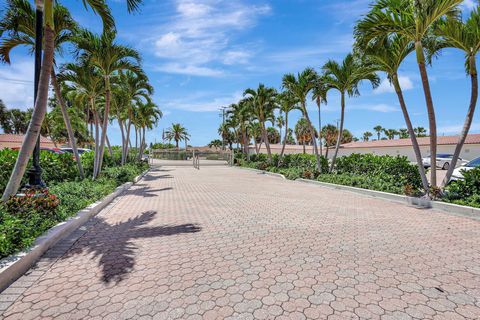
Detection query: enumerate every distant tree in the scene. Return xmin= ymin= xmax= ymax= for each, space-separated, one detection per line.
xmin=363 ymin=131 xmax=373 ymax=141
xmin=414 ymin=127 xmax=428 ymax=137
xmin=321 ymin=124 xmax=353 ymax=158
xmin=399 ymin=128 xmax=409 ymax=139
xmin=383 ymin=128 xmax=398 ymax=140
xmin=208 ymin=139 xmax=222 ymax=150
xmin=266 ymin=127 xmax=280 ymax=144
xmin=373 ymin=125 xmax=383 ymax=140
xmin=295 ymin=118 xmax=312 ymax=153
xmin=285 ymin=128 xmax=295 ymax=145
xmin=165 ymin=123 xmax=190 ymax=149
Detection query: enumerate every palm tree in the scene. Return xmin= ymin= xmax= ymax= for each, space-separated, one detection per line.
xmin=113 ymin=71 xmax=153 ymax=164
xmin=373 ymin=125 xmax=383 ymax=140
xmin=166 ymin=123 xmax=189 ymax=150
xmin=312 ymin=77 xmax=328 ymax=157
xmin=0 ymin=0 xmax=129 ymax=200
xmin=277 ymin=91 xmax=299 ymax=158
xmin=226 ymin=100 xmax=251 ymax=156
xmin=276 ymin=114 xmax=285 ymax=143
xmin=0 ymin=1 xmax=88 ymax=179
xmin=398 ymin=128 xmax=408 ymax=140
xmin=283 ymin=68 xmax=323 ymax=172
xmin=414 ymin=127 xmax=428 ymax=137
xmin=75 ymin=30 xmax=142 ymax=178
xmin=436 ymin=8 xmax=480 ymax=186
xmin=322 ymin=54 xmax=380 ymax=172
xmin=243 ymin=84 xmax=277 ymax=161
xmin=135 ymin=100 xmax=162 ymax=160
xmin=295 ymin=118 xmax=312 ymax=154
xmin=363 ymin=131 xmax=373 ymax=141
xmin=355 ymin=0 xmax=463 ymax=187
xmin=208 ymin=139 xmax=222 ymax=150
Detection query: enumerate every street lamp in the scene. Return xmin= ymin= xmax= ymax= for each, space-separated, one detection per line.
xmin=27 ymin=5 xmax=44 ymax=188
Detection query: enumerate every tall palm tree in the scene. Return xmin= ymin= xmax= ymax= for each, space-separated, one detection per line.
xmin=276 ymin=114 xmax=285 ymax=144
xmin=322 ymin=54 xmax=380 ymax=172
xmin=359 ymin=35 xmax=430 ymax=191
xmin=113 ymin=70 xmax=153 ymax=164
xmin=373 ymin=125 xmax=383 ymax=140
xmin=283 ymin=68 xmax=323 ymax=172
xmin=243 ymin=84 xmax=277 ymax=161
xmin=75 ymin=30 xmax=142 ymax=178
xmin=436 ymin=8 xmax=480 ymax=186
xmin=0 ymin=0 xmax=128 ymax=200
xmin=355 ymin=0 xmax=463 ymax=187
xmin=166 ymin=123 xmax=189 ymax=150
xmin=135 ymin=100 xmax=162 ymax=160
xmin=277 ymin=91 xmax=299 ymax=158
xmin=227 ymin=100 xmax=251 ymax=156
xmin=312 ymin=77 xmax=328 ymax=157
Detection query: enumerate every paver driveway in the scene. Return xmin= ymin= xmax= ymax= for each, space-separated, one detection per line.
xmin=1 ymin=166 xmax=480 ymax=319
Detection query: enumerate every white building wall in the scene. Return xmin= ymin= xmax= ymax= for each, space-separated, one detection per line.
xmin=250 ymin=144 xmax=480 ymax=162
xmin=335 ymin=144 xmax=480 ymax=162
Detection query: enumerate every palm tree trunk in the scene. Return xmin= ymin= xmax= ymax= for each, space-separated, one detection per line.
xmin=416 ymin=42 xmax=437 ymax=187
xmin=318 ymin=104 xmax=323 ymax=157
xmin=94 ymin=81 xmax=110 ymax=179
xmin=106 ymin=133 xmax=113 ymax=157
xmin=51 ymin=71 xmax=84 ymax=179
xmin=393 ymin=74 xmax=429 ymax=193
xmin=280 ymin=112 xmax=289 ymax=158
xmin=329 ymin=92 xmax=345 ymax=172
xmin=254 ymin=139 xmax=259 ymax=155
xmin=93 ymin=110 xmax=100 ymax=179
xmin=125 ymin=118 xmax=132 ymax=163
xmin=304 ymin=105 xmax=322 ymax=173
xmin=2 ymin=23 xmax=55 ymax=201
xmin=261 ymin=121 xmax=272 ymax=161
xmin=119 ymin=119 xmax=126 ymax=165
xmin=443 ymin=57 xmax=478 ymax=186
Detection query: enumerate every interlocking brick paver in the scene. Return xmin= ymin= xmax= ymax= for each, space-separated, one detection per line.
xmin=1 ymin=165 xmax=480 ymax=319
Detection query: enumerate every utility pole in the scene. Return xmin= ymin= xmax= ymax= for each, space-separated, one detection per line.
xmin=27 ymin=6 xmax=44 ymax=188
xmin=220 ymin=106 xmax=227 ymax=151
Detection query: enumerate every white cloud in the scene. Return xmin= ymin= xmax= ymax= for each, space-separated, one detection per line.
xmin=150 ymin=0 xmax=270 ymax=77
xmin=374 ymin=76 xmax=414 ymax=94
xmin=0 ymin=60 xmax=35 ymax=109
xmin=163 ymin=90 xmax=243 ymax=112
xmin=156 ymin=63 xmax=224 ymax=77
xmin=438 ymin=123 xmax=480 ymax=134
xmin=350 ymin=103 xmax=400 ymax=113
xmin=462 ymin=0 xmax=477 ymax=10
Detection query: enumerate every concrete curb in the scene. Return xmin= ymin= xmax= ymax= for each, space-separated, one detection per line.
xmin=0 ymin=169 xmax=150 ymax=292
xmin=295 ymin=178 xmax=480 ymax=220
xmin=233 ymin=166 xmax=287 ymax=180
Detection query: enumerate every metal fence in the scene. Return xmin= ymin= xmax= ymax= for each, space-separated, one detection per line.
xmin=150 ymin=149 xmax=234 ymax=168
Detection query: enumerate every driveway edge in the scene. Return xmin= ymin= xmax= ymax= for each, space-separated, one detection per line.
xmin=295 ymin=178 xmax=480 ymax=220
xmin=232 ymin=166 xmax=287 ymax=180
xmin=0 ymin=169 xmax=150 ymax=293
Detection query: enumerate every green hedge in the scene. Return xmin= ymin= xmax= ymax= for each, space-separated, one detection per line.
xmin=443 ymin=168 xmax=480 ymax=208
xmin=0 ymin=149 xmax=78 ymax=192
xmin=240 ymin=153 xmax=422 ymax=194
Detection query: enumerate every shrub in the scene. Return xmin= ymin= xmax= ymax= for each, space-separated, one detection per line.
xmin=317 ymin=173 xmax=406 ymax=194
xmin=0 ymin=149 xmax=78 ymax=193
xmin=4 ymin=189 xmax=60 ymax=217
xmin=101 ymin=164 xmax=146 ymax=185
xmin=334 ymin=154 xmax=422 ymax=189
xmin=443 ymin=168 xmax=480 ymax=208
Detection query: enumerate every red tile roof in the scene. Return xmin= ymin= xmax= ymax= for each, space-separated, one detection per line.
xmin=0 ymin=134 xmax=53 ymax=143
xmin=340 ymin=134 xmax=480 ymax=149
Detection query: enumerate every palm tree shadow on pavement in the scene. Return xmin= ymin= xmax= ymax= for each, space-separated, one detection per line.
xmin=122 ymin=186 xmax=173 ymax=198
xmin=67 ymin=211 xmax=201 ymax=284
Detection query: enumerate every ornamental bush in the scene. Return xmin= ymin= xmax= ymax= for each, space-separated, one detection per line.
xmin=443 ymin=168 xmax=480 ymax=208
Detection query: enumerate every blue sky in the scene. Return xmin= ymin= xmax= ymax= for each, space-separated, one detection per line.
xmin=0 ymin=0 xmax=478 ymax=146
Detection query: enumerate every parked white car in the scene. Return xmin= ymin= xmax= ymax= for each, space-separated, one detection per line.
xmin=422 ymin=154 xmax=468 ymax=170
xmin=451 ymin=156 xmax=480 ymax=181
